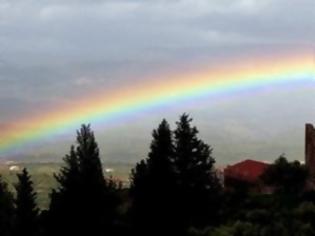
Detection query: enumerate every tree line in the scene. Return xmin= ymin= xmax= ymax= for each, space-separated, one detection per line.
xmin=0 ymin=114 xmax=314 ymax=236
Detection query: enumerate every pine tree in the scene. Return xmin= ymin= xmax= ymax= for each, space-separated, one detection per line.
xmin=130 ymin=119 xmax=178 ymax=235
xmin=173 ymin=113 xmax=222 ymax=228
xmin=48 ymin=146 xmax=81 ymax=236
xmin=13 ymin=168 xmax=39 ymax=236
xmin=75 ymin=124 xmax=108 ymax=235
xmin=48 ymin=124 xmax=120 ymax=236
xmin=147 ymin=119 xmax=175 ymax=184
xmin=76 ymin=124 xmax=106 ymax=198
xmin=0 ymin=175 xmax=14 ymax=236
xmin=54 ymin=145 xmax=80 ymax=195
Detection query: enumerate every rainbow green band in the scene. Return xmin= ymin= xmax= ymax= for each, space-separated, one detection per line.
xmin=0 ymin=54 xmax=314 ymax=154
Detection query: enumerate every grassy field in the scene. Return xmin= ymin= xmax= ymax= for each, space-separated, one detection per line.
xmin=0 ymin=162 xmax=133 ymax=209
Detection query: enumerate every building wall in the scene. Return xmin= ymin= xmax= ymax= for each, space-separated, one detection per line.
xmin=305 ymin=124 xmax=315 ymax=178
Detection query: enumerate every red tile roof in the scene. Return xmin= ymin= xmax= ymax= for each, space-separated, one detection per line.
xmin=224 ymin=159 xmax=270 ymax=183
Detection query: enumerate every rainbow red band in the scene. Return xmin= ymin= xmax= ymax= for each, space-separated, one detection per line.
xmin=0 ymin=53 xmax=314 ymax=154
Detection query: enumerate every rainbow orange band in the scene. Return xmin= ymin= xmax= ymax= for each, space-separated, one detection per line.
xmin=0 ymin=53 xmax=314 ymax=154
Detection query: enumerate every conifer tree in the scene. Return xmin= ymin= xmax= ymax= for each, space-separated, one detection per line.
xmin=0 ymin=175 xmax=14 ymax=236
xmin=130 ymin=120 xmax=178 ymax=235
xmin=76 ymin=124 xmax=106 ymax=199
xmin=147 ymin=119 xmax=175 ymax=183
xmin=173 ymin=113 xmax=222 ymax=228
xmin=54 ymin=145 xmax=80 ymax=195
xmin=75 ymin=124 xmax=110 ymax=235
xmin=48 ymin=124 xmax=120 ymax=236
xmin=48 ymin=145 xmax=81 ymax=236
xmin=14 ymin=168 xmax=39 ymax=236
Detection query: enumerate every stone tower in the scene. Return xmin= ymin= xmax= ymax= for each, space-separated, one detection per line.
xmin=305 ymin=124 xmax=315 ymax=177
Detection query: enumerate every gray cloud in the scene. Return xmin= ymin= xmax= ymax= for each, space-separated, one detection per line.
xmin=0 ymin=0 xmax=314 ymax=162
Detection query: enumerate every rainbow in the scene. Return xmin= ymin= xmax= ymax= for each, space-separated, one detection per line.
xmin=0 ymin=53 xmax=314 ymax=154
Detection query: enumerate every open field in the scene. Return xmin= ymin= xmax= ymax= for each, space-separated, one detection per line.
xmin=0 ymin=162 xmax=133 ymax=209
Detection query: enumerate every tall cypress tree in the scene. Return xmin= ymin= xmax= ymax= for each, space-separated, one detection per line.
xmin=130 ymin=119 xmax=178 ymax=235
xmin=14 ymin=168 xmax=39 ymax=236
xmin=173 ymin=114 xmax=222 ymax=228
xmin=0 ymin=175 xmax=14 ymax=236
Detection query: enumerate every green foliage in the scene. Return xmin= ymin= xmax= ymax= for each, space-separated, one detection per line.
xmin=189 ymin=219 xmax=315 ymax=236
xmin=212 ymin=201 xmax=315 ymax=236
xmin=261 ymin=155 xmax=308 ymax=194
xmin=294 ymin=202 xmax=315 ymax=228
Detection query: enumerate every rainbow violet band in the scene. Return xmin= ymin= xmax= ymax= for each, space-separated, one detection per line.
xmin=0 ymin=54 xmax=314 ymax=153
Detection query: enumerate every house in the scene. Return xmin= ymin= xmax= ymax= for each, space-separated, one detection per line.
xmin=224 ymin=159 xmax=270 ymax=192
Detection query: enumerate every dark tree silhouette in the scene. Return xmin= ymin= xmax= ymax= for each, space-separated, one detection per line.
xmin=48 ymin=146 xmax=81 ymax=236
xmin=130 ymin=119 xmax=178 ymax=235
xmin=54 ymin=145 xmax=80 ymax=195
xmin=76 ymin=124 xmax=120 ymax=235
xmin=261 ymin=155 xmax=309 ymax=194
xmin=0 ymin=175 xmax=14 ymax=236
xmin=13 ymin=168 xmax=39 ymax=236
xmin=2 ymin=116 xmax=315 ymax=235
xmin=131 ymin=116 xmax=222 ymax=233
xmin=173 ymin=114 xmax=222 ymax=229
xmin=48 ymin=124 xmax=120 ymax=236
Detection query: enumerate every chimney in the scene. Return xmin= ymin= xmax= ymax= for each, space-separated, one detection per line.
xmin=305 ymin=124 xmax=315 ymax=177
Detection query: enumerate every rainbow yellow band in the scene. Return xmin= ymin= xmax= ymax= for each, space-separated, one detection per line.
xmin=0 ymin=53 xmax=314 ymax=154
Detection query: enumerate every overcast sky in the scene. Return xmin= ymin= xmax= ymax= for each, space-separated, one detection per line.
xmin=0 ymin=0 xmax=314 ymax=163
